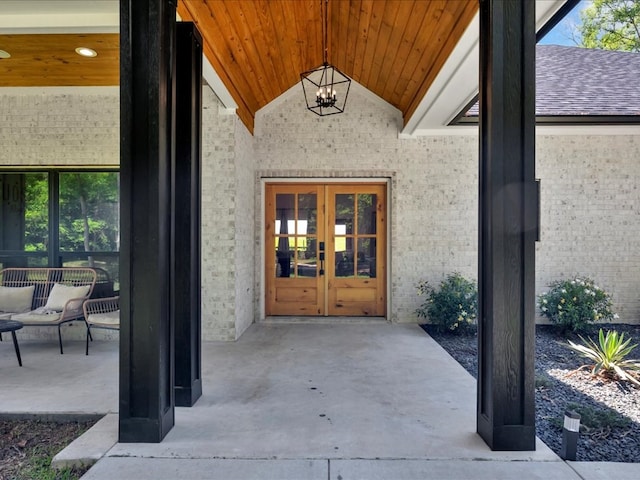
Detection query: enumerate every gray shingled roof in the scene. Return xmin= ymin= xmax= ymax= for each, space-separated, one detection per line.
xmin=465 ymin=45 xmax=640 ymax=117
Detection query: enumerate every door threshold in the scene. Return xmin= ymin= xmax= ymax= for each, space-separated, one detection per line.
xmin=261 ymin=316 xmax=389 ymax=324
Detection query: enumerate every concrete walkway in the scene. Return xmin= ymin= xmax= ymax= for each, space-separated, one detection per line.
xmin=1 ymin=323 xmax=638 ymax=479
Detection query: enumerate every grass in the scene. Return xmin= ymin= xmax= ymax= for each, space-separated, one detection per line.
xmin=0 ymin=418 xmax=96 ymax=480
xmin=15 ymin=448 xmax=79 ymax=480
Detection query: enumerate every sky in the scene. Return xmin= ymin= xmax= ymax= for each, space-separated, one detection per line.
xmin=538 ymin=0 xmax=590 ymax=46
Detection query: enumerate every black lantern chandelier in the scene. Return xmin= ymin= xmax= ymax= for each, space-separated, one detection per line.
xmin=300 ymin=0 xmax=351 ymax=116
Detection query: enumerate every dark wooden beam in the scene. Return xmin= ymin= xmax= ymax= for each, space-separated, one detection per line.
xmin=477 ymin=0 xmax=537 ymax=451
xmin=119 ymin=0 xmax=177 ymax=443
xmin=173 ymin=22 xmax=203 ymax=407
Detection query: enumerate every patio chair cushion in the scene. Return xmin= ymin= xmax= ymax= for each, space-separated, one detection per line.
xmin=87 ymin=310 xmax=120 ymax=327
xmin=0 ymin=285 xmax=35 ymax=313
xmin=44 ymin=283 xmax=91 ymax=311
xmin=12 ymin=308 xmax=62 ymax=324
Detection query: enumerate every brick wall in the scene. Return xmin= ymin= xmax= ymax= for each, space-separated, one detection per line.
xmin=233 ymin=116 xmax=256 ymax=339
xmin=200 ymin=88 xmax=238 ymax=340
xmin=0 ymin=87 xmax=119 ymax=166
xmin=200 ymin=88 xmax=256 ymax=341
xmin=255 ymin=88 xmax=479 ymax=323
xmin=2 ymin=85 xmax=638 ymax=343
xmin=537 ymin=135 xmax=640 ymax=323
xmin=256 ymin=87 xmax=640 ymax=325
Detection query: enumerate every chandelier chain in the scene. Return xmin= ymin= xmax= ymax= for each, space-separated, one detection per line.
xmin=299 ymin=0 xmax=351 ymax=116
xmin=322 ymin=0 xmax=328 ymax=65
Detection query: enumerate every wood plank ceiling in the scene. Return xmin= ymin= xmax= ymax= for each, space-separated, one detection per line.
xmin=178 ymin=0 xmax=478 ymax=133
xmin=0 ymin=0 xmax=478 ymax=134
xmin=0 ymin=34 xmax=119 ymax=87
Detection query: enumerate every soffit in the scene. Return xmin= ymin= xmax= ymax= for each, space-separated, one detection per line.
xmin=0 ymin=33 xmax=119 ymax=87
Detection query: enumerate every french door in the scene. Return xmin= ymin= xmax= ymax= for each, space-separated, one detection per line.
xmin=265 ymin=182 xmax=386 ymax=316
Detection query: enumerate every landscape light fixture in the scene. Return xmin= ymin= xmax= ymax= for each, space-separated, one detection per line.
xmin=300 ymin=0 xmax=351 ymax=116
xmin=560 ymin=410 xmax=581 ymax=461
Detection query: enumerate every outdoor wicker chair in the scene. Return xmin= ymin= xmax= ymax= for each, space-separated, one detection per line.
xmin=1 ymin=268 xmax=97 ymax=354
xmin=82 ymin=295 xmax=120 ymax=355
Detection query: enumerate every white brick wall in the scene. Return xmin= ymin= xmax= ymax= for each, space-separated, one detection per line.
xmin=255 ymin=88 xmax=479 ymax=323
xmin=536 ymin=134 xmax=640 ymax=323
xmin=0 ymin=87 xmax=119 ymax=166
xmin=201 ymin=88 xmax=237 ymax=340
xmin=256 ymin=87 xmax=640 ymax=325
xmin=2 ymin=84 xmax=638 ymax=343
xmin=233 ymin=117 xmax=256 ymax=339
xmin=200 ymin=87 xmax=256 ymax=340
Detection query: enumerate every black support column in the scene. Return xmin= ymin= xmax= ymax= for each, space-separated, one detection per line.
xmin=173 ymin=22 xmax=203 ymax=407
xmin=119 ymin=0 xmax=176 ymax=442
xmin=477 ymin=0 xmax=538 ymax=450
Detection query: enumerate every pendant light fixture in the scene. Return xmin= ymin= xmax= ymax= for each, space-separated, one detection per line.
xmin=300 ymin=0 xmax=351 ymax=116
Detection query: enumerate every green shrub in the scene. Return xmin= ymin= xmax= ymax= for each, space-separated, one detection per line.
xmin=416 ymin=273 xmax=477 ymax=334
xmin=538 ymin=277 xmax=616 ymax=333
xmin=568 ymin=329 xmax=640 ymax=386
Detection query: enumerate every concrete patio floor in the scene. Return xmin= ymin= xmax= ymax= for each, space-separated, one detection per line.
xmin=1 ymin=322 xmax=639 ymax=479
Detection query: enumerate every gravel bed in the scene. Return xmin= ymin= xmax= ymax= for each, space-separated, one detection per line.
xmin=422 ymin=324 xmax=640 ymax=462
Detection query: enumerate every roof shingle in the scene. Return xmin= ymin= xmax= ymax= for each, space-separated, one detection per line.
xmin=466 ymin=45 xmax=640 ymax=117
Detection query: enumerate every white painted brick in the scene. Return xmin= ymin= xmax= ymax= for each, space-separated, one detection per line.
xmin=2 ymin=84 xmax=638 ymax=343
xmin=256 ymin=87 xmax=640 ymax=326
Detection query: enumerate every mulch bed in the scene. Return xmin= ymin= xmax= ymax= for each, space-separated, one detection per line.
xmin=423 ymin=323 xmax=640 ymax=462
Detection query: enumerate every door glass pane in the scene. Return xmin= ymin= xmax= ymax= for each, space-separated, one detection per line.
xmin=275 ymin=194 xmax=295 ymax=235
xmin=357 ymin=194 xmax=377 ymax=234
xmin=275 ymin=194 xmax=294 ymax=278
xmin=356 ymin=238 xmax=376 ymax=278
xmin=335 ymin=237 xmax=354 ymax=277
xmin=335 ymin=194 xmax=354 ymax=234
xmin=303 ymin=237 xmax=317 ymax=265
xmin=295 ymin=237 xmax=317 ymax=277
xmin=275 ymin=235 xmax=292 ymax=278
xmin=298 ymin=194 xmax=317 ymax=234
xmin=0 ymin=173 xmax=48 ymax=267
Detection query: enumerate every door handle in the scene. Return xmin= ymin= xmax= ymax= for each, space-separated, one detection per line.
xmin=319 ymin=251 xmax=325 ymax=276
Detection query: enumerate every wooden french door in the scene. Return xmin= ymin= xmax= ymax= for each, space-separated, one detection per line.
xmin=265 ymin=183 xmax=386 ymax=316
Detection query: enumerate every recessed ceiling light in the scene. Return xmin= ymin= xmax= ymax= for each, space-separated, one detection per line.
xmin=0 ymin=50 xmax=11 ymax=59
xmin=75 ymin=47 xmax=97 ymax=58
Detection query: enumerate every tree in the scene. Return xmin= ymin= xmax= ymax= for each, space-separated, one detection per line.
xmin=24 ymin=174 xmax=49 ymax=252
xmin=579 ymin=0 xmax=640 ymax=52
xmin=59 ymin=173 xmax=119 ymax=259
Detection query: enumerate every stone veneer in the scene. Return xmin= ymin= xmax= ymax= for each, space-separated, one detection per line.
xmin=1 ymin=84 xmax=639 ymax=341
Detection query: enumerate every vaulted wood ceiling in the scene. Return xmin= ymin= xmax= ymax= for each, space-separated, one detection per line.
xmin=178 ymin=0 xmax=478 ymax=132
xmin=0 ymin=0 xmax=479 ymax=134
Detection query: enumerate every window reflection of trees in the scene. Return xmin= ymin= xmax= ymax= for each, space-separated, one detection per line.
xmin=275 ymin=193 xmax=318 ymax=278
xmin=0 ymin=171 xmax=119 ymax=284
xmin=334 ymin=193 xmax=377 ymax=278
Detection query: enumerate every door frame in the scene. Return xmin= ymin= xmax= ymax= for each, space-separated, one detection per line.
xmin=259 ymin=177 xmax=391 ymax=321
